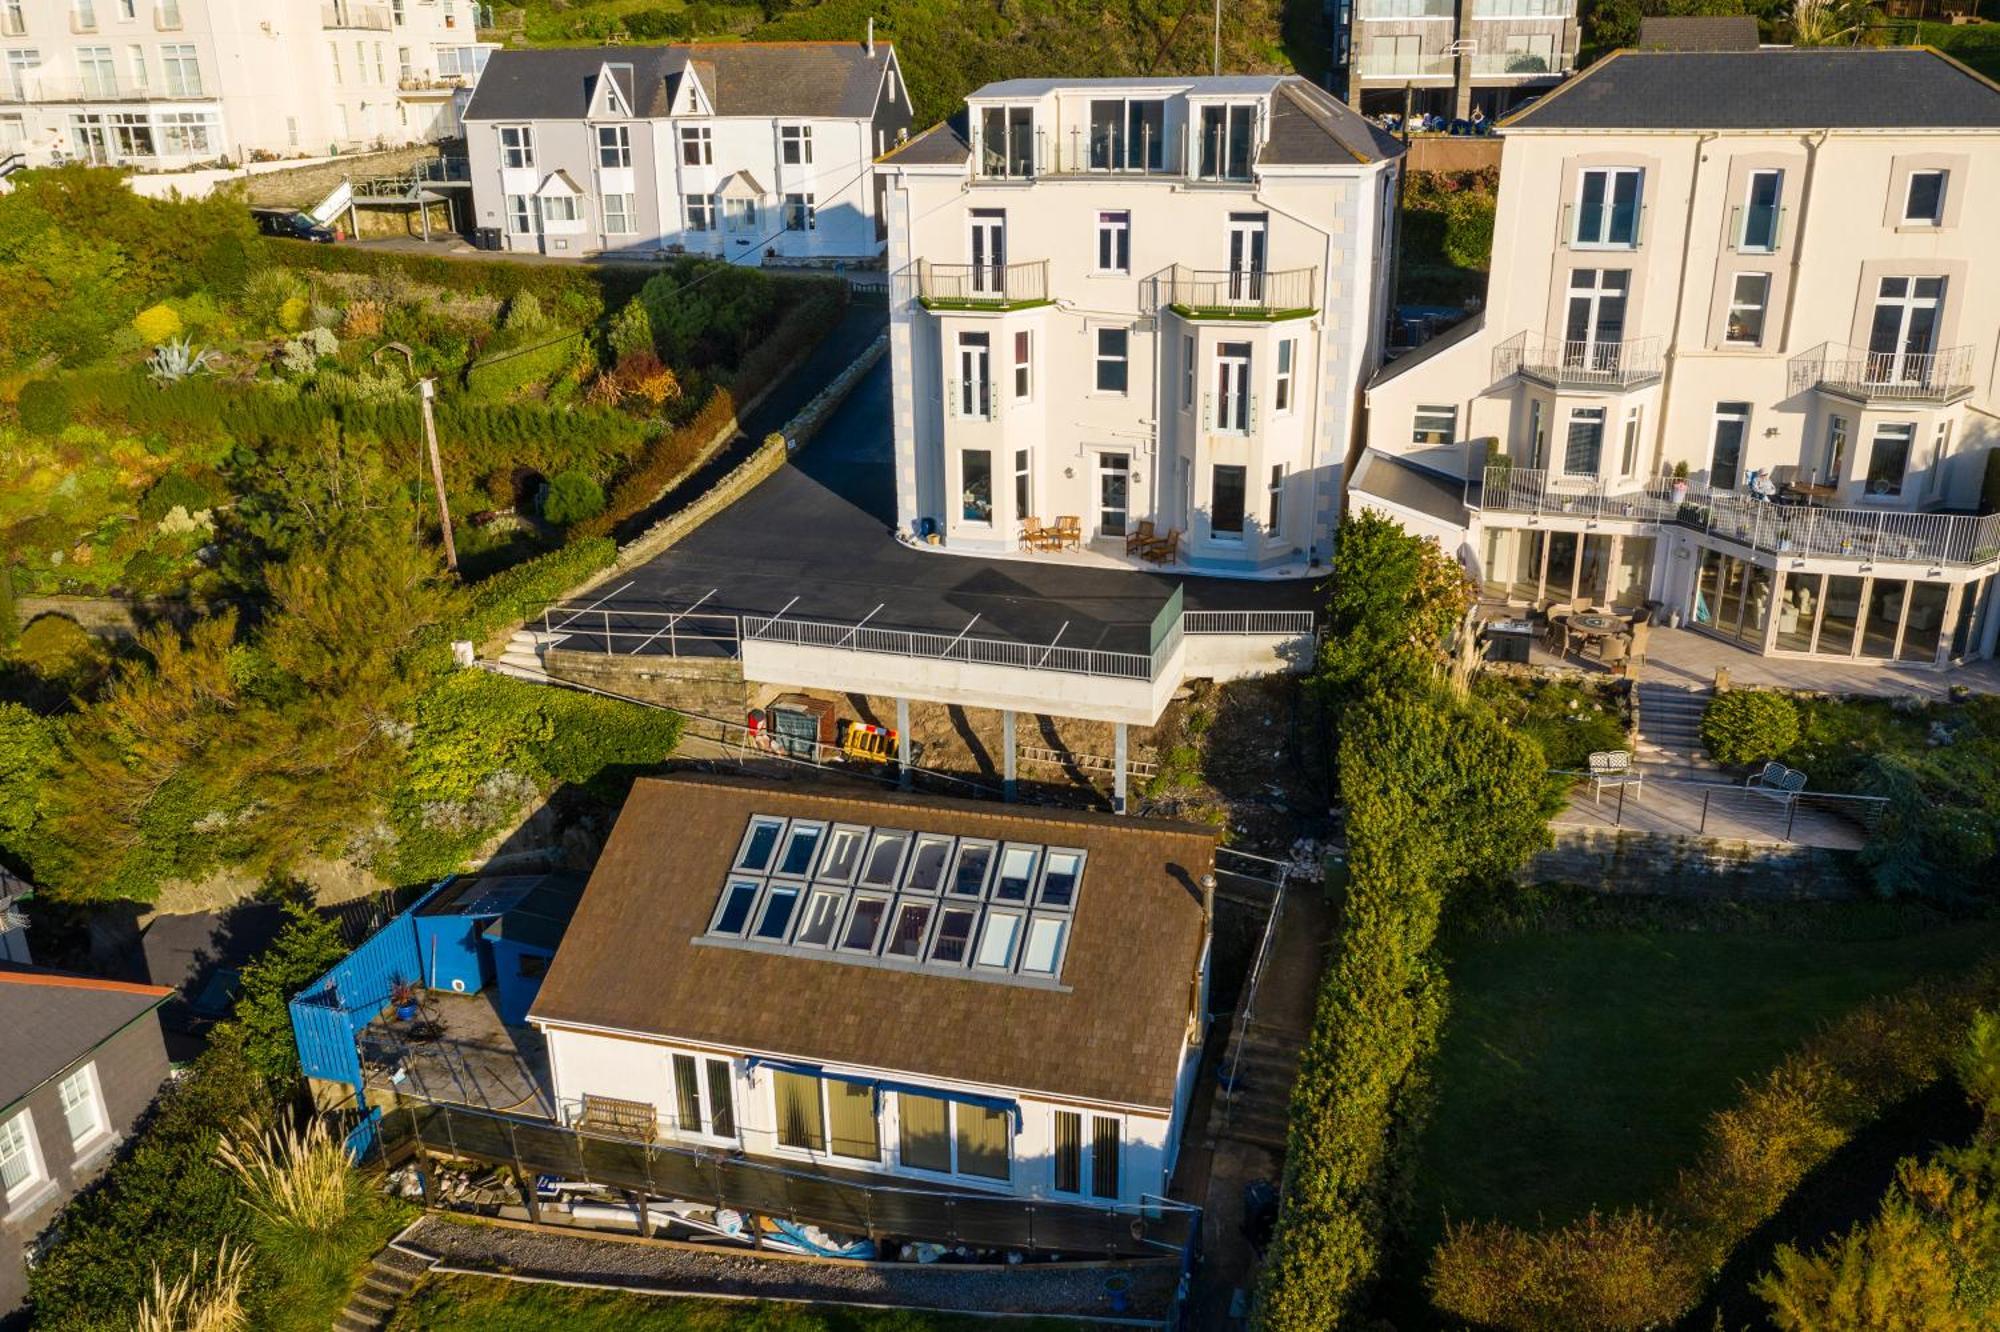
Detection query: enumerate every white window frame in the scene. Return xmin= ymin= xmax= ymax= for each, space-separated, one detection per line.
xmin=783 ymin=191 xmax=816 ymax=232
xmin=1865 ymin=421 xmax=1916 ymax=500
xmin=770 ymin=1071 xmax=883 ymax=1166
xmin=685 ymin=194 xmax=715 ymax=232
xmin=1013 ymin=447 xmax=1031 ymax=518
xmin=1822 ymin=414 xmax=1849 ymax=483
xmin=679 ymin=124 xmax=711 ymax=167
xmin=1050 ymin=1108 xmax=1123 ymax=1200
xmin=0 ymin=1108 xmax=47 ymax=1209
xmin=1093 ymin=209 xmax=1130 ymax=275
xmin=1266 ymin=464 xmax=1284 ymax=539
xmin=722 ymin=196 xmax=756 ymax=231
xmin=1619 ymin=404 xmax=1643 ymax=478
xmin=1012 ymin=329 xmax=1031 ymax=401
xmin=1724 ymin=271 xmax=1771 ymax=347
xmin=56 ymin=1063 xmax=110 ymax=1152
xmin=1571 ymin=166 xmax=1643 ymax=248
xmin=158 ymin=41 xmax=196 ymax=95
xmin=1210 ymin=463 xmax=1248 ymax=540
xmin=505 ymin=193 xmax=533 ymax=235
xmin=1412 ymin=404 xmax=1455 ymax=447
xmin=597 ymin=123 xmax=630 ymax=168
xmin=894 ymin=1090 xmax=1013 ymax=1186
xmin=1093 ymin=327 xmax=1128 ymax=396
xmin=1212 ymin=341 xmax=1251 ymax=433
xmin=665 ymin=1050 xmax=739 ymax=1144
xmin=1274 ymin=338 xmax=1295 ymax=415
xmin=1902 ymin=169 xmax=1946 ymax=226
xmin=1929 ymin=419 xmax=1952 ymax=500
xmin=1562 ymin=405 xmax=1607 ymax=477
xmin=498 ymin=123 xmax=533 ymax=170
xmin=602 ymin=192 xmax=636 ymax=235
xmin=779 ymin=122 xmax=812 ymax=165
xmin=539 ymin=192 xmax=577 ymax=224
xmin=1738 ymin=168 xmax=1782 ymax=252
xmin=1181 ymin=333 xmax=1195 ymax=412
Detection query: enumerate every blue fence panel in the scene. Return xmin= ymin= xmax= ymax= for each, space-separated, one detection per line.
xmin=342 ymin=1107 xmax=383 ymax=1164
xmin=289 ymin=878 xmax=455 ymax=1089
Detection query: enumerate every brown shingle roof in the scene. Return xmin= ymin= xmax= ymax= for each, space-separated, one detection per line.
xmin=532 ymin=775 xmax=1216 ymax=1110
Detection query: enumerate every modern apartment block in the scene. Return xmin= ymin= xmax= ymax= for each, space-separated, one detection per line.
xmin=0 ymin=0 xmax=494 ymax=169
xmin=879 ymin=75 xmax=1403 ymax=575
xmin=459 ymin=38 xmax=909 ymax=259
xmin=1351 ymin=48 xmax=2000 ymax=668
xmin=1335 ymin=0 xmax=1577 ymax=118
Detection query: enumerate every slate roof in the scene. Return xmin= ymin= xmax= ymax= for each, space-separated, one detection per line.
xmin=531 ymin=775 xmax=1215 ymax=1110
xmin=1636 ymin=16 xmax=1760 ymax=50
xmin=464 ymin=41 xmax=898 ymax=123
xmin=1506 ymin=48 xmax=2000 ymax=131
xmin=1349 ymin=449 xmax=1472 ymax=530
xmin=0 ymin=966 xmax=171 ymax=1111
xmin=1371 ymin=311 xmax=1484 ymax=386
xmin=482 ymin=875 xmax=586 ymax=955
xmin=883 ymin=76 xmax=1400 ymax=169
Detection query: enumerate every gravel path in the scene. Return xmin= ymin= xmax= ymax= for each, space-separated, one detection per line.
xmin=403 ymin=1213 xmax=1178 ymax=1321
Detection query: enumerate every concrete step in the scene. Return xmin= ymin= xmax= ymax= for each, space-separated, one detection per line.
xmin=484 ymin=660 xmax=551 ymax=683
xmin=334 ymin=1311 xmax=385 ymax=1332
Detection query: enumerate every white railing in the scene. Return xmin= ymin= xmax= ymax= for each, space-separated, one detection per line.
xmin=0 ymin=73 xmax=207 ymax=102
xmin=1356 ymin=51 xmax=1456 ymax=77
xmin=534 ymin=604 xmax=1317 ymax=683
xmin=323 ymin=1 xmax=393 ymax=27
xmin=1356 ymin=0 xmax=1454 ymax=16
xmin=1786 ymin=342 xmax=1976 ymax=405
xmin=1184 ymin=611 xmax=1317 ymax=635
xmin=1470 ymin=51 xmax=1562 ymax=75
xmin=1493 ymin=331 xmax=1665 ymax=389
xmin=1473 ymin=0 xmax=1573 ymax=14
xmin=1473 ymin=465 xmax=2000 ymax=570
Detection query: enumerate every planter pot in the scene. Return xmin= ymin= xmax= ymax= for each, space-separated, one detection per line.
xmin=395 ymin=1002 xmax=418 ymax=1021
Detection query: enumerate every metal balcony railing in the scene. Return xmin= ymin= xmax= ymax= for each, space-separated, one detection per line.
xmin=1786 ymin=342 xmax=1976 ymax=405
xmin=1356 ymin=0 xmax=1454 ymax=17
xmin=917 ymin=260 xmax=1049 ymax=310
xmin=1563 ymin=201 xmax=1645 ymax=248
xmin=1201 ymin=389 xmax=1260 ymax=435
xmin=745 ymin=614 xmax=1166 ymax=682
xmin=398 ymin=74 xmax=469 ymax=92
xmin=1472 ymin=0 xmax=1573 ymax=14
xmin=323 ymin=2 xmax=393 ymax=28
xmin=1730 ymin=202 xmax=1785 ymax=253
xmin=0 ymin=73 xmax=207 ymax=103
xmin=1356 ymin=51 xmax=1456 ymax=78
xmin=1159 ymin=265 xmax=1318 ymax=319
xmin=1494 ymin=332 xmax=1665 ymax=390
xmin=1471 ymin=465 xmax=2000 ymax=570
xmin=945 ymin=377 xmax=996 ymax=421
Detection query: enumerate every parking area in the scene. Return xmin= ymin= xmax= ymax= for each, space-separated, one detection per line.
xmin=571 ymin=360 xmax=1321 ymax=656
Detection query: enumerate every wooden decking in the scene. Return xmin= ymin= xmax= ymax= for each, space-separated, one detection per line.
xmin=359 ymin=991 xmax=555 ymax=1119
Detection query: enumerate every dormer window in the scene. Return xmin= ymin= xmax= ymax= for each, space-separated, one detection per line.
xmin=1196 ymin=104 xmax=1255 ymax=182
xmin=978 ymin=105 xmax=1035 ymax=179
xmin=1088 ymin=97 xmax=1165 ymax=172
xmin=595 ymin=62 xmax=632 ymax=119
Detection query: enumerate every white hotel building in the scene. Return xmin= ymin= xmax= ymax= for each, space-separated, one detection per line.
xmin=879 ymin=75 xmax=1404 ymax=576
xmin=459 ymin=39 xmax=909 ymax=259
xmin=1351 ymin=48 xmax=2000 ymax=668
xmin=0 ymin=0 xmax=494 ymax=169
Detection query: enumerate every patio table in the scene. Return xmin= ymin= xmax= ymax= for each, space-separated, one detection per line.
xmin=1565 ymin=612 xmax=1628 ymax=638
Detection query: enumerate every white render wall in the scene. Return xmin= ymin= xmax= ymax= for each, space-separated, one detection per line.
xmin=1364 ymin=125 xmax=2000 ymax=510
xmin=465 ymin=105 xmax=884 ymax=260
xmin=885 ymin=84 xmax=1398 ymax=578
xmin=539 ymin=1023 xmax=1183 ymax=1208
xmin=0 ymin=0 xmax=490 ymax=168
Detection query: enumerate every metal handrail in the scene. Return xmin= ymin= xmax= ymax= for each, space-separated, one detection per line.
xmin=1786 ymin=341 xmax=1975 ymax=404
xmin=1494 ymin=331 xmax=1665 ymax=389
xmin=746 ymin=614 xmax=1158 ymax=681
xmin=1183 ymin=610 xmax=1316 ymax=635
xmin=1160 ymin=265 xmax=1317 ymax=317
xmin=917 ymin=260 xmax=1048 ymax=307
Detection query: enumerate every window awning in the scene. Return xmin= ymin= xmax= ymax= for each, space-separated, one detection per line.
xmin=745 ymin=1057 xmax=1023 ymax=1130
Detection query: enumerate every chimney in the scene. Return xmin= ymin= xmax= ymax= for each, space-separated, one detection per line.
xmin=865 ymin=17 xmax=874 ymax=57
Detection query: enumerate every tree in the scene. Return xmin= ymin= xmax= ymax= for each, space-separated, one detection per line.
xmin=0 ymin=703 xmax=56 ymax=871
xmin=1314 ymin=510 xmax=1471 ymax=736
xmin=231 ymin=897 xmax=350 ymax=1085
xmin=542 ymin=469 xmax=607 ymax=527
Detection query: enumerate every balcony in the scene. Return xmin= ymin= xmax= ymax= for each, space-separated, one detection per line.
xmin=398 ymin=74 xmax=469 ymax=94
xmin=1355 ymin=51 xmax=1456 ymax=79
xmin=1787 ymin=342 xmax=1975 ymax=406
xmin=916 ymin=260 xmax=1049 ymax=312
xmin=154 ymin=1 xmax=183 ymax=29
xmin=322 ymin=2 xmax=393 ymax=29
xmin=1495 ymin=332 xmax=1664 ymax=391
xmin=1156 ymin=266 xmax=1318 ymax=320
xmin=1729 ymin=202 xmax=1786 ymax=253
xmin=1472 ymin=465 xmax=2000 ymax=570
xmin=1355 ymin=0 xmax=1454 ymax=17
xmin=0 ymin=75 xmax=207 ymax=104
xmin=1470 ymin=51 xmax=1563 ymax=76
xmin=1472 ymin=0 xmax=1573 ymax=14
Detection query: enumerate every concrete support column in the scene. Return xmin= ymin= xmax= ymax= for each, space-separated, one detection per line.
xmin=1002 ymin=710 xmax=1018 ymax=802
xmin=1113 ymin=722 xmax=1129 ymax=815
xmin=896 ymin=697 xmax=912 ymax=790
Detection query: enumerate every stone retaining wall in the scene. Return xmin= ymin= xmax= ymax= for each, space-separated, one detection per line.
xmin=1527 ymin=826 xmax=1863 ymax=899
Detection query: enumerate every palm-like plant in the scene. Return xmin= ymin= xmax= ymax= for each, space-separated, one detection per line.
xmin=1791 ymin=0 xmax=1882 ymax=45
xmin=147 ymin=336 xmax=218 ymax=385
xmin=132 ymin=1241 xmax=252 ymax=1332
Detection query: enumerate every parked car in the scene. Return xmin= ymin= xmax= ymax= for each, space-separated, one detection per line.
xmin=251 ymin=207 xmax=336 ymax=243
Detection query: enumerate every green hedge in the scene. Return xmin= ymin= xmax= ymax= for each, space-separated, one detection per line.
xmin=261 ymin=237 xmax=652 ymax=314
xmin=453 ymin=535 xmax=617 ymax=646
xmin=1701 ymin=689 xmax=1801 ymax=767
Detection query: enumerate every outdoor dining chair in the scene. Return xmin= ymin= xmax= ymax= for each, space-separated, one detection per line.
xmin=1587 ymin=750 xmax=1642 ymax=804
xmin=1126 ymin=519 xmax=1157 ymax=555
xmin=1053 ymin=516 xmax=1083 ymax=550
xmin=1142 ymin=528 xmax=1181 ymax=564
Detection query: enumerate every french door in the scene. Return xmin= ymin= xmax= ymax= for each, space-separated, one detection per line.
xmin=1564 ymin=268 xmax=1629 ymax=372
xmin=956 ymin=332 xmax=991 ymax=419
xmin=1866 ymin=276 xmax=1942 ymax=386
xmin=1226 ymin=213 xmax=1267 ymax=303
xmin=1097 ymin=453 xmax=1130 ymax=539
xmin=1214 ymin=342 xmax=1251 ymax=433
xmin=969 ymin=210 xmax=1006 ymax=296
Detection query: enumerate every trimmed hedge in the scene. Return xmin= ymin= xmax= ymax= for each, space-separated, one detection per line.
xmin=261 ymin=237 xmax=652 ymax=314
xmin=453 ymin=535 xmax=617 ymax=647
xmin=1702 ymin=689 xmax=1801 ymax=767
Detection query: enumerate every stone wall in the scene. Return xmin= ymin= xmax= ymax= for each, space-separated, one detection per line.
xmin=1527 ymin=826 xmax=1864 ymax=899
xmin=541 ymin=648 xmax=750 ymax=721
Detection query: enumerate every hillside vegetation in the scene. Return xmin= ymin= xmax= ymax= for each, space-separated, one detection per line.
xmin=494 ymin=0 xmax=1327 ymax=126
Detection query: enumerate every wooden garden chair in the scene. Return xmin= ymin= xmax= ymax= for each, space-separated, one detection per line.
xmin=1053 ymin=515 xmax=1082 ymax=550
xmin=1125 ymin=519 xmax=1156 ymax=555
xmin=1143 ymin=528 xmax=1181 ymax=564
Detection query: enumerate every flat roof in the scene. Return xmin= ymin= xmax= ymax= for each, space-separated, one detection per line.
xmin=1505 ymin=48 xmax=2000 ymax=131
xmin=532 ymin=775 xmax=1215 ymax=1110
xmin=968 ymin=75 xmax=1286 ymax=98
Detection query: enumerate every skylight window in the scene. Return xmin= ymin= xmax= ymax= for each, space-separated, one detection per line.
xmin=704 ymin=814 xmax=1085 ymax=984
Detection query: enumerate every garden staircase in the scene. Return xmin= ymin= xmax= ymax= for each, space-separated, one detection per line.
xmin=332 ymin=1243 xmax=436 ymax=1332
xmin=1634 ymin=680 xmax=1715 ymax=769
xmin=489 ymin=628 xmax=556 ymax=682
xmin=1217 ymin=1020 xmax=1305 ymax=1152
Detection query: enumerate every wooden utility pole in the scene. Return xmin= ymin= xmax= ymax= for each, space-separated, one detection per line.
xmin=418 ymin=378 xmax=458 ymax=572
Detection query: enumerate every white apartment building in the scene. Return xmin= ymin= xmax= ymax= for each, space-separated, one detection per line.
xmin=1352 ymin=48 xmax=2000 ymax=668
xmin=880 ymin=75 xmax=1403 ymax=576
xmin=459 ymin=38 xmax=909 ymax=259
xmin=1339 ymin=0 xmax=1577 ymax=119
xmin=0 ymin=0 xmax=494 ymax=169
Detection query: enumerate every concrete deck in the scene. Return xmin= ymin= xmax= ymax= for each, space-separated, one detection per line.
xmin=359 ymin=991 xmax=555 ymax=1119
xmin=1554 ymin=773 xmax=1873 ymax=850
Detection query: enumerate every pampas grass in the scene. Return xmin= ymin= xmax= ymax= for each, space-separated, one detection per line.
xmin=218 ymin=1114 xmax=356 ymax=1235
xmin=132 ymin=1240 xmax=251 ymax=1332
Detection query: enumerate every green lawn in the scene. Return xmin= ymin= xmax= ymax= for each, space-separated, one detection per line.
xmin=1414 ymin=910 xmax=2000 ymax=1244
xmin=1920 ymin=21 xmax=2000 ymax=81
xmin=390 ymin=1273 xmax=1091 ymax=1331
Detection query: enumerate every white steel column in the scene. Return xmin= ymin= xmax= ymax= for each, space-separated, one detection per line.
xmin=1113 ymin=721 xmax=1129 ymax=815
xmin=896 ymin=697 xmax=912 ymax=789
xmin=1002 ymin=710 xmax=1017 ymax=802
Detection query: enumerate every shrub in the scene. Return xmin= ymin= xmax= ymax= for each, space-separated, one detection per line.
xmin=219 ymin=1115 xmax=358 ymax=1236
xmin=452 ymin=535 xmax=618 ymax=647
xmin=14 ymin=614 xmax=103 ymax=689
xmin=133 ymin=1241 xmax=252 ymax=1332
xmin=0 ymin=701 xmax=55 ymax=863
xmin=17 ymin=377 xmax=74 ymax=433
xmin=578 ymin=385 xmax=735 ymax=538
xmin=501 ymin=290 xmax=546 ymax=333
xmin=339 ymin=299 xmax=385 ymax=339
xmin=278 ymin=295 xmax=310 ymax=332
xmin=541 ymin=468 xmax=606 ymax=527
xmin=1702 ymin=689 xmax=1801 ymax=766
xmin=465 ymin=329 xmax=583 ymax=400
xmin=608 ymin=297 xmax=654 ymax=359
xmin=133 ymin=303 xmax=184 ymax=343
xmin=139 ymin=469 xmax=224 ymax=521
xmin=1429 ymin=1210 xmax=1703 ymax=1332
xmin=614 ymin=349 xmax=682 ymax=408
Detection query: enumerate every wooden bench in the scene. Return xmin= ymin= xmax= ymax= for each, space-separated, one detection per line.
xmin=577 ymin=1093 xmax=659 ymax=1141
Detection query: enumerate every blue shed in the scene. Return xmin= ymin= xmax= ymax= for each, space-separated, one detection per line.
xmin=482 ymin=877 xmax=584 ymax=1026
xmin=411 ymin=874 xmax=580 ymax=1002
